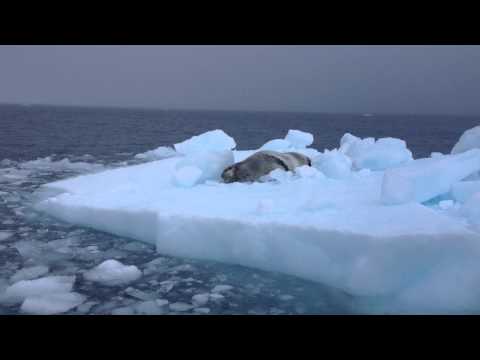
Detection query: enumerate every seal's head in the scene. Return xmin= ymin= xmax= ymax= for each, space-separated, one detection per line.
xmin=221 ymin=162 xmax=257 ymax=183
xmin=221 ymin=165 xmax=237 ymax=183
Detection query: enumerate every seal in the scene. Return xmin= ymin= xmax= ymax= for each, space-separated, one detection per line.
xmin=221 ymin=150 xmax=312 ymax=183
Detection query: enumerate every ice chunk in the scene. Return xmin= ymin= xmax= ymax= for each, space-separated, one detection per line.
xmin=155 ymin=299 xmax=169 ymax=307
xmin=313 ymin=149 xmax=352 ymax=179
xmin=2 ymin=276 xmax=75 ymax=304
xmin=20 ymin=156 xmax=104 ymax=173
xmin=134 ymin=146 xmax=177 ymax=161
xmin=340 ymin=133 xmax=360 ymax=150
xmin=10 ymin=265 xmax=49 ymax=283
xmin=260 ymin=139 xmax=292 ymax=151
xmin=174 ymin=130 xmax=236 ymax=155
xmin=175 ymin=150 xmax=234 ymax=185
xmin=209 ymin=293 xmax=225 ymax=302
xmin=381 ymin=149 xmax=480 ymax=205
xmin=211 ymin=285 xmax=233 ymax=293
xmin=0 ymin=231 xmax=13 ymax=242
xmin=169 ymin=302 xmax=194 ymax=312
xmin=111 ymin=306 xmax=135 ymax=315
xmin=451 ymin=125 xmax=480 ymax=154
xmin=21 ymin=292 xmax=85 ymax=315
xmin=174 ymin=166 xmax=203 ymax=187
xmin=285 ymin=130 xmax=314 ymax=148
xmin=83 ymin=260 xmax=142 ymax=286
xmin=451 ymin=180 xmax=480 ymax=203
xmin=192 ymin=293 xmax=210 ymax=307
xmin=344 ymin=136 xmax=413 ymax=171
xmin=76 ymin=301 xmax=98 ymax=313
xmin=124 ymin=287 xmax=154 ymax=301
xmin=134 ymin=300 xmax=166 ymax=315
xmin=194 ymin=307 xmax=211 ymax=314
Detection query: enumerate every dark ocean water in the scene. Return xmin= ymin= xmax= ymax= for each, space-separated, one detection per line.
xmin=0 ymin=104 xmax=479 ymax=315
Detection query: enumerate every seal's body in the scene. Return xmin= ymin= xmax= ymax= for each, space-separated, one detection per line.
xmin=221 ymin=150 xmax=311 ymax=183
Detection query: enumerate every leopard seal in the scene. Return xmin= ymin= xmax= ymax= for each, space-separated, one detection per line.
xmin=221 ymin=150 xmax=311 ymax=183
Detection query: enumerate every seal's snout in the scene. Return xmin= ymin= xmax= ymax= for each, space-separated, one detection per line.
xmin=221 ymin=166 xmax=236 ymax=183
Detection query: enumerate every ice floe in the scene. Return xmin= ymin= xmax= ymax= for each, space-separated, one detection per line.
xmin=33 ymin=127 xmax=480 ymax=313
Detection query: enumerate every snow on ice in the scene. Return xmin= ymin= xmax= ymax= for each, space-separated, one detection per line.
xmin=33 ymin=126 xmax=480 ymax=313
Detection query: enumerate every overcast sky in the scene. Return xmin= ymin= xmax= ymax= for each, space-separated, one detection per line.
xmin=0 ymin=45 xmax=479 ymax=115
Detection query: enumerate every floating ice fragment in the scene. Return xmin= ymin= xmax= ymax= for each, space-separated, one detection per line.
xmin=192 ymin=293 xmax=210 ymax=307
xmin=124 ymin=287 xmax=154 ymax=301
xmin=10 ymin=265 xmax=49 ymax=283
xmin=83 ymin=260 xmax=142 ymax=286
xmin=194 ymin=307 xmax=211 ymax=314
xmin=155 ymin=299 xmax=169 ymax=307
xmin=2 ymin=276 xmax=75 ymax=304
xmin=0 ymin=231 xmax=13 ymax=242
xmin=209 ymin=293 xmax=225 ymax=302
xmin=111 ymin=306 xmax=135 ymax=315
xmin=211 ymin=285 xmax=233 ymax=293
xmin=21 ymin=292 xmax=85 ymax=315
xmin=134 ymin=300 xmax=166 ymax=315
xmin=169 ymin=302 xmax=194 ymax=312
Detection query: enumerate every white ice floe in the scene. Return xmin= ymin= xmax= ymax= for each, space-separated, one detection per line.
xmin=169 ymin=302 xmax=194 ymax=312
xmin=10 ymin=265 xmax=49 ymax=283
xmin=0 ymin=231 xmax=13 ymax=242
xmin=211 ymin=285 xmax=233 ymax=293
xmin=34 ymin=128 xmax=480 ymax=313
xmin=20 ymin=156 xmax=104 ymax=173
xmin=1 ymin=276 xmax=76 ymax=304
xmin=21 ymin=292 xmax=86 ymax=315
xmin=83 ymin=259 xmax=142 ymax=286
xmin=192 ymin=293 xmax=210 ymax=307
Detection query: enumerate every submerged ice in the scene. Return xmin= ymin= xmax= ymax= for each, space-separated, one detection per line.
xmin=27 ymin=126 xmax=480 ymax=313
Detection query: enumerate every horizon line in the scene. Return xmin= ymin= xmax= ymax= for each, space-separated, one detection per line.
xmin=1 ymin=102 xmax=479 ymax=119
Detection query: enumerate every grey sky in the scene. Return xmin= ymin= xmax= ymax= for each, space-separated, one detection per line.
xmin=0 ymin=45 xmax=479 ymax=115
